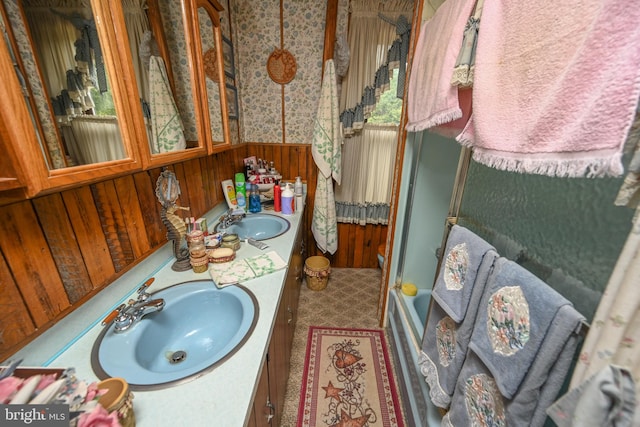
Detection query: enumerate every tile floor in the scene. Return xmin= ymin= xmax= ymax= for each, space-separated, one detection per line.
xmin=279 ymin=267 xmax=406 ymax=426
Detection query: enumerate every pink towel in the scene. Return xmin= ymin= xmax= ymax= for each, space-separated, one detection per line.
xmin=458 ymin=0 xmax=640 ymax=178
xmin=405 ymin=0 xmax=477 ymax=132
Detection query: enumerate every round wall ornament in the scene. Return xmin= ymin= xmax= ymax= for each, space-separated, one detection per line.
xmin=267 ymin=48 xmax=297 ymax=84
xmin=203 ymin=48 xmax=219 ymax=82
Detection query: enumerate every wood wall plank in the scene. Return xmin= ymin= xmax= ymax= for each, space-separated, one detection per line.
xmin=32 ymin=194 xmax=93 ymax=304
xmin=62 ymin=186 xmax=116 ymax=286
xmin=0 ymin=251 xmax=35 ymax=358
xmin=114 ymin=175 xmax=152 ymax=259
xmin=90 ymin=181 xmax=135 ymax=273
xmin=0 ymin=201 xmax=69 ymax=326
xmin=133 ymin=170 xmax=166 ymax=248
xmin=182 ymin=159 xmax=206 ymax=218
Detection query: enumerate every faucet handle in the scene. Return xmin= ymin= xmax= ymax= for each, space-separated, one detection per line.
xmin=135 ymin=277 xmax=155 ymax=301
xmin=102 ymin=303 xmax=126 ymax=326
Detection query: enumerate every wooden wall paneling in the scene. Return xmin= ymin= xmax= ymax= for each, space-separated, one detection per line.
xmin=32 ymin=194 xmax=93 ymax=304
xmin=0 ymin=251 xmax=35 ymax=357
xmin=182 ymin=159 xmax=207 ymax=218
xmin=296 ymin=146 xmax=307 ymax=179
xmin=333 ymin=223 xmax=348 ymax=267
xmin=271 ymin=143 xmax=283 ymax=172
xmin=61 ymin=187 xmax=116 ymax=286
xmin=286 ymin=146 xmax=299 ymax=181
xmin=353 ymin=224 xmax=366 ymax=267
xmin=114 ymin=175 xmax=152 ymax=259
xmin=199 ymin=157 xmax=215 ymax=209
xmin=90 ymin=181 xmax=135 ymax=273
xmin=207 ymin=153 xmax=223 ymax=204
xmin=172 ymin=163 xmax=191 ymax=216
xmin=132 ymin=170 xmax=166 ymax=248
xmin=363 ymin=223 xmax=375 ymax=268
xmin=0 ymin=201 xmax=69 ymax=326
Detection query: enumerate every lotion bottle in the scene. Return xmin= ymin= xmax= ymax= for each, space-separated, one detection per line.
xmin=281 ymin=183 xmax=294 ymax=215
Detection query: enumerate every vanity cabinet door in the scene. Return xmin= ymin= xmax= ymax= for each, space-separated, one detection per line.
xmin=250 ymin=357 xmax=273 ymax=427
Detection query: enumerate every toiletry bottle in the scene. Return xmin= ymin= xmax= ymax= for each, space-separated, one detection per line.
xmin=248 ymin=183 xmax=262 ymax=213
xmin=294 ymin=176 xmax=303 ymax=212
xmin=281 ymin=183 xmax=294 ymax=215
xmin=221 ymin=179 xmax=237 ymax=209
xmin=235 ymin=173 xmax=247 ymax=211
xmin=274 ymin=181 xmax=281 ymax=212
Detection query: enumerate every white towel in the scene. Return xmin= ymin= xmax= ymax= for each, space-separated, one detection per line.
xmin=312 ymin=60 xmax=341 ymax=254
xmin=208 ymin=251 xmax=287 ymax=287
xmin=149 ymin=55 xmax=186 ymax=154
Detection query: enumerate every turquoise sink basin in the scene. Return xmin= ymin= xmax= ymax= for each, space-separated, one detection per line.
xmin=215 ymin=213 xmax=290 ymax=240
xmin=91 ymin=281 xmax=258 ymax=390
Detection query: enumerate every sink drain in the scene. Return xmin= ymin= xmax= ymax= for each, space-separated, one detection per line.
xmin=168 ymin=350 xmax=187 ymax=364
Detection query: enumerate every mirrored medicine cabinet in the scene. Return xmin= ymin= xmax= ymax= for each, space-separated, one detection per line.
xmin=0 ymin=0 xmax=230 ymax=198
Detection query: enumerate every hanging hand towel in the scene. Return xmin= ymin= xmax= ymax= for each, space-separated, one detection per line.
xmin=405 ymin=0 xmax=477 ymax=133
xmin=443 ymin=257 xmax=585 ymax=427
xmin=312 ymin=60 xmax=341 ymax=254
xmin=457 ymin=0 xmax=640 ymax=178
xmin=547 ymin=365 xmax=636 ymax=427
xmin=419 ymin=225 xmax=497 ymax=408
xmin=149 ymin=55 xmax=186 ymax=154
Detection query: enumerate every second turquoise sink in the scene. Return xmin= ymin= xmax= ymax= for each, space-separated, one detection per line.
xmin=215 ymin=213 xmax=290 ymax=240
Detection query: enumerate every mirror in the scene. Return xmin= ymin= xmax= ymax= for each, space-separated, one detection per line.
xmin=3 ymin=0 xmax=133 ymax=169
xmin=136 ymin=0 xmax=211 ymax=167
xmin=183 ymin=0 xmax=230 ymax=152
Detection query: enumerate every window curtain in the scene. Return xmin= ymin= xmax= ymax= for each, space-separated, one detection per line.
xmin=122 ymin=0 xmax=151 ymax=102
xmin=560 ymin=210 xmax=640 ymax=425
xmin=335 ymin=124 xmax=398 ymax=224
xmin=339 ymin=0 xmax=412 ymax=136
xmin=22 ymin=1 xmax=81 ymax=97
xmin=67 ymin=116 xmax=124 ymax=164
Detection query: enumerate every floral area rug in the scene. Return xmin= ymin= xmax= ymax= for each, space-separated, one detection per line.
xmin=297 ymin=327 xmax=404 ymax=427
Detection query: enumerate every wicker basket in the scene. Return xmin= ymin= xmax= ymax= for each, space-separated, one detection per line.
xmin=304 ymin=256 xmax=330 ymax=291
xmin=97 ymin=378 xmax=135 ymax=427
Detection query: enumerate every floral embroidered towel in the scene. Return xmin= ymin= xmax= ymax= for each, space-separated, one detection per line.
xmin=443 ymin=304 xmax=584 ymax=427
xmin=209 ymin=251 xmax=287 ymax=287
xmin=432 ymin=225 xmax=496 ymax=323
xmin=468 ymin=257 xmax=584 ymax=399
xmin=418 ymin=247 xmax=498 ymax=408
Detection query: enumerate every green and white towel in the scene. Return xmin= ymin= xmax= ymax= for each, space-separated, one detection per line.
xmin=149 ymin=55 xmax=186 ymax=153
xmin=208 ymin=251 xmax=287 ymax=288
xmin=311 ymin=60 xmax=341 ymax=254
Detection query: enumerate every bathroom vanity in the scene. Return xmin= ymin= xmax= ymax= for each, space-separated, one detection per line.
xmin=8 ymin=202 xmax=304 ymax=426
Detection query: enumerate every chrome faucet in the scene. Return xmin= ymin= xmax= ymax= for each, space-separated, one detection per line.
xmin=102 ymin=278 xmax=165 ymax=333
xmin=218 ymin=208 xmax=245 ymax=229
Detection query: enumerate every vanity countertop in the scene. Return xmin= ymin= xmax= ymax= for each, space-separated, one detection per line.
xmin=9 ymin=203 xmax=303 ymax=427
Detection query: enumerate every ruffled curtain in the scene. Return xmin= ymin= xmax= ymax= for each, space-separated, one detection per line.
xmin=335 ymin=124 xmax=398 ymax=224
xmin=339 ymin=0 xmax=412 ymax=137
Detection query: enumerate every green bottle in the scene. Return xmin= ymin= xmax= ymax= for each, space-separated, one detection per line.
xmin=235 ymin=173 xmax=247 ymax=211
